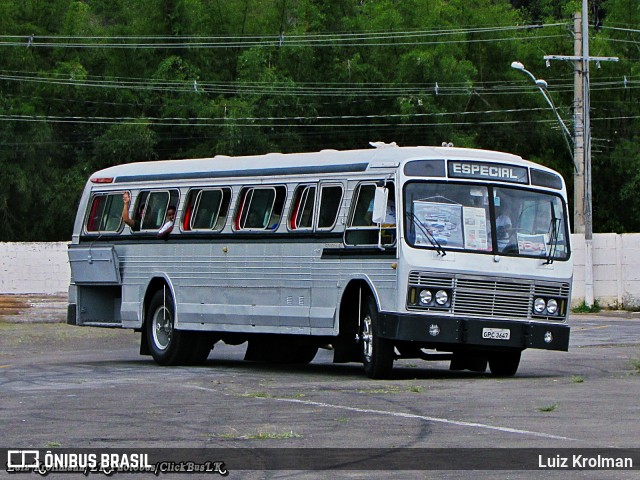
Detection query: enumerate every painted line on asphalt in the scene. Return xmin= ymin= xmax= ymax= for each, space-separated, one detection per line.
xmin=189 ymin=385 xmax=575 ymax=441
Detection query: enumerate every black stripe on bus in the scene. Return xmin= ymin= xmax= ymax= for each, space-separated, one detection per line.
xmin=321 ymin=247 xmax=397 ymax=259
xmin=113 ymin=162 xmax=370 ymax=184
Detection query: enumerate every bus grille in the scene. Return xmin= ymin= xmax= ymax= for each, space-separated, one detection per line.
xmin=408 ymin=272 xmax=570 ymax=321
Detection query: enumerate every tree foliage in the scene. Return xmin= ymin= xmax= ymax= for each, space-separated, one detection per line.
xmin=0 ymin=0 xmax=638 ymax=240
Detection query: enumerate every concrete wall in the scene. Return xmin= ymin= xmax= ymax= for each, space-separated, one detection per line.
xmin=1 ymin=237 xmax=640 ymax=309
xmin=0 ymin=242 xmax=70 ymax=295
xmin=571 ymin=233 xmax=640 ymax=309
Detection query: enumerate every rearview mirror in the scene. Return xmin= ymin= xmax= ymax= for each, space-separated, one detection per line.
xmin=372 ymin=187 xmax=388 ymax=224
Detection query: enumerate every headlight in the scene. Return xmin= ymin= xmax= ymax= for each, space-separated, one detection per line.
xmin=546 ymin=298 xmax=558 ymax=315
xmin=534 ymin=297 xmax=546 ymax=314
xmin=435 ymin=290 xmax=449 ymax=305
xmin=419 ymin=289 xmax=432 ymax=305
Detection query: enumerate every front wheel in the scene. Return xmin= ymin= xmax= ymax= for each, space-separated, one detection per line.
xmin=145 ymin=288 xmax=191 ymax=365
xmin=360 ymin=295 xmax=394 ymax=379
xmin=488 ymin=351 xmax=521 ymax=377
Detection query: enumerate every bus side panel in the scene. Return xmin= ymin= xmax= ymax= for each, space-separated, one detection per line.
xmin=117 ymin=241 xmax=318 ymax=333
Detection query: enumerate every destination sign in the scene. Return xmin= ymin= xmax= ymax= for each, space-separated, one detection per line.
xmin=448 ymin=161 xmax=529 ymax=184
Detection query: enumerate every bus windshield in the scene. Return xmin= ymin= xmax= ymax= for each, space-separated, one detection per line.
xmin=404 ymin=181 xmax=569 ymax=260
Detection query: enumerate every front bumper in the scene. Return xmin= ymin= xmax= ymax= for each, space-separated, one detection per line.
xmin=378 ymin=312 xmax=570 ymax=351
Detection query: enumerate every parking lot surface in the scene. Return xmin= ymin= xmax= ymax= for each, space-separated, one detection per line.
xmin=1 ymin=307 xmax=639 ymax=479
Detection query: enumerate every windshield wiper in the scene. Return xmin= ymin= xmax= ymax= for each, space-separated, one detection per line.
xmin=406 ymin=212 xmax=446 ymax=256
xmin=544 ymin=203 xmax=560 ymax=265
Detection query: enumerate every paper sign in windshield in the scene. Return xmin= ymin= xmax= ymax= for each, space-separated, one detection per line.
xmin=412 ymin=201 xmax=463 ymax=248
xmin=517 ymin=233 xmax=548 ymax=256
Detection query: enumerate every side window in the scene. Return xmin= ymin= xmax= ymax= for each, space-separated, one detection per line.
xmin=289 ymin=185 xmax=316 ymax=230
xmin=317 ymin=184 xmax=343 ymax=230
xmin=183 ymin=188 xmax=231 ymax=231
xmin=349 ymin=183 xmax=377 ymax=227
xmin=139 ymin=190 xmax=179 ymax=231
xmin=85 ymin=193 xmax=124 ymax=233
xmin=235 ymin=186 xmax=286 ymax=231
xmin=345 ymin=182 xmax=395 ymax=246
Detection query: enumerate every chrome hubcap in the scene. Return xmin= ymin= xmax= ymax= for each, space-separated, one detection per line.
xmin=362 ymin=313 xmax=373 ymax=362
xmin=152 ymin=306 xmax=172 ymax=351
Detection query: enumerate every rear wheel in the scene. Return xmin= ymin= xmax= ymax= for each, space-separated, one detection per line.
xmin=360 ymin=295 xmax=394 ymax=379
xmin=245 ymin=337 xmax=318 ymax=364
xmin=488 ymin=351 xmax=521 ymax=377
xmin=145 ymin=288 xmax=191 ymax=365
xmin=289 ymin=344 xmax=318 ymax=364
xmin=450 ymin=352 xmax=488 ymax=372
xmin=186 ymin=334 xmax=215 ymax=365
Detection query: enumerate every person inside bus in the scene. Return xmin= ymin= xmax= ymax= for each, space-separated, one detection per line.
xmin=365 ymin=192 xmax=396 ymax=226
xmin=496 ymin=203 xmax=513 ymax=250
xmin=122 ymin=192 xmax=141 ymax=231
xmin=156 ymin=205 xmax=176 ymax=239
xmin=122 ymin=192 xmax=175 ymax=238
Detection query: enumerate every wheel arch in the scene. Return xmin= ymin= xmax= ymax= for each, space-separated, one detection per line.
xmin=142 ymin=274 xmax=177 ymax=328
xmin=333 ymin=277 xmax=379 ymax=363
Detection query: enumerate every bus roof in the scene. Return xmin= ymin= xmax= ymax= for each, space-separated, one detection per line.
xmin=89 ymin=143 xmax=551 ymax=184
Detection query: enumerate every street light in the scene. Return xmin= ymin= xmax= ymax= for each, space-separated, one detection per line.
xmin=510 ymin=61 xmax=575 ymax=165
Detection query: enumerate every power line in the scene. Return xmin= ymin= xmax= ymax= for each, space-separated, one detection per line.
xmin=5 ymin=70 xmax=635 ymax=97
xmin=599 ymin=26 xmax=640 ymax=35
xmin=7 ymin=109 xmax=633 ymax=129
xmin=0 ymin=23 xmax=567 ymax=49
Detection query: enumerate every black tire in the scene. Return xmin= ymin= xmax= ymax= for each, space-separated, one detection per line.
xmin=145 ymin=288 xmax=191 ymax=366
xmin=488 ymin=351 xmax=522 ymax=377
xmin=360 ymin=295 xmax=394 ymax=379
xmin=185 ymin=334 xmax=215 ymax=365
xmin=289 ymin=344 xmax=318 ymax=364
xmin=245 ymin=338 xmax=318 ymax=364
xmin=449 ymin=353 xmax=487 ymax=372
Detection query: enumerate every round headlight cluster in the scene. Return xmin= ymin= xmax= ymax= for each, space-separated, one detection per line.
xmin=419 ymin=289 xmax=432 ymax=305
xmin=415 ymin=288 xmax=450 ymax=307
xmin=435 ymin=290 xmax=449 ymax=305
xmin=533 ymin=297 xmax=560 ymax=316
xmin=546 ymin=299 xmax=558 ymax=315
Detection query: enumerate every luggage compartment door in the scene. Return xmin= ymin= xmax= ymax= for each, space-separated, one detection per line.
xmin=68 ymin=246 xmax=121 ymax=285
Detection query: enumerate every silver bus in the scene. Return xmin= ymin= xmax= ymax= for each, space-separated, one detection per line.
xmin=68 ymin=142 xmax=572 ymax=378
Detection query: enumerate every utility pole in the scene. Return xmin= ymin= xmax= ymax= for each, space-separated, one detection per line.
xmin=573 ymin=12 xmax=585 ymax=234
xmin=544 ymin=0 xmax=617 ymax=307
xmin=582 ymin=0 xmax=594 ymax=308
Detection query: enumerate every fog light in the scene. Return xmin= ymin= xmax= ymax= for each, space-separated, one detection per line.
xmin=534 ymin=297 xmax=546 ymax=314
xmin=544 ymin=331 xmax=553 ymax=343
xmin=419 ymin=289 xmax=432 ymax=305
xmin=435 ymin=290 xmax=449 ymax=305
xmin=546 ymin=298 xmax=558 ymax=315
xmin=429 ymin=324 xmax=441 ymax=336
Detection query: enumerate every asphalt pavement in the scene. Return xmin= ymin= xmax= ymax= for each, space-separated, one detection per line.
xmin=0 ymin=296 xmax=639 ymax=479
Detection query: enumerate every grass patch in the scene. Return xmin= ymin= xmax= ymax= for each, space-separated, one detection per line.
xmin=357 ymin=386 xmax=403 ymax=394
xmin=45 ymin=441 xmax=62 ymax=448
xmin=247 ymin=431 xmax=301 ymax=440
xmin=241 ymin=392 xmax=270 ymax=398
xmin=280 ymin=393 xmax=306 ymax=399
xmin=537 ymin=403 xmax=558 ymax=413
xmin=214 ymin=430 xmax=301 ymax=440
xmin=630 ymin=359 xmax=640 ymax=373
xmin=357 ymin=385 xmax=426 ymax=394
xmin=570 ymin=375 xmax=585 ymax=384
xmin=572 ymin=300 xmax=601 ymax=313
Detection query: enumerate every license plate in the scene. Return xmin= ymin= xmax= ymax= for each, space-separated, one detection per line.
xmin=482 ymin=328 xmax=511 ymax=340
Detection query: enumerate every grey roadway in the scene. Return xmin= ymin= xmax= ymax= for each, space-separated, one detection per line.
xmin=0 ymin=311 xmax=639 ymax=479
